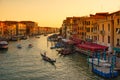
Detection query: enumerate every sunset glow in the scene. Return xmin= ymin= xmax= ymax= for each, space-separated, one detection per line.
xmin=0 ymin=0 xmax=120 ymax=27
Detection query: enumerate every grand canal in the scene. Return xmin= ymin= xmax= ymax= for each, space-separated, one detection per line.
xmin=0 ymin=34 xmax=120 ymax=80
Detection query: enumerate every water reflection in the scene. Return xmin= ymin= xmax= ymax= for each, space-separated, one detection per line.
xmin=0 ymin=35 xmax=120 ymax=80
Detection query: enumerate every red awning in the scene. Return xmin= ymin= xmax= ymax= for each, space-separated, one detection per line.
xmin=76 ymin=42 xmax=108 ymax=51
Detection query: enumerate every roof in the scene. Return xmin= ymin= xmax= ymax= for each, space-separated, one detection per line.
xmin=109 ymin=10 xmax=120 ymax=15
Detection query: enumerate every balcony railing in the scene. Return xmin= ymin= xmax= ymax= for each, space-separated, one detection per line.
xmin=92 ymin=31 xmax=97 ymax=34
xmin=100 ymin=30 xmax=105 ymax=35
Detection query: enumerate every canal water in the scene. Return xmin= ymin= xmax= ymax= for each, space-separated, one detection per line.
xmin=0 ymin=35 xmax=120 ymax=80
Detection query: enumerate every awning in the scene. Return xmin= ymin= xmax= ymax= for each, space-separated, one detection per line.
xmin=76 ymin=42 xmax=108 ymax=51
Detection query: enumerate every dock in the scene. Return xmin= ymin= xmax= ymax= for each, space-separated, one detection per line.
xmin=88 ymin=58 xmax=111 ymax=67
xmin=92 ymin=66 xmax=118 ymax=78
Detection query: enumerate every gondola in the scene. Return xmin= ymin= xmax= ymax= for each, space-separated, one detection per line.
xmin=41 ymin=53 xmax=56 ymax=63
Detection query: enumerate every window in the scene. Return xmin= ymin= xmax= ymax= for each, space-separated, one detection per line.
xmin=117 ymin=39 xmax=120 ymax=46
xmin=91 ymin=28 xmax=93 ymax=32
xmin=116 ymin=28 xmax=120 ymax=34
xmin=97 ymin=25 xmax=99 ymax=31
xmin=108 ymin=36 xmax=110 ymax=43
xmin=102 ymin=36 xmax=104 ymax=42
xmin=102 ymin=24 xmax=104 ymax=30
xmin=98 ymin=35 xmax=99 ymax=41
xmin=89 ymin=21 xmax=90 ymax=25
xmin=108 ymin=24 xmax=110 ymax=32
xmin=86 ymin=28 xmax=90 ymax=32
xmin=117 ymin=19 xmax=119 ymax=25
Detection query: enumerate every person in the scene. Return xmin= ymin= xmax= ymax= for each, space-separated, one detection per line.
xmin=44 ymin=52 xmax=46 ymax=56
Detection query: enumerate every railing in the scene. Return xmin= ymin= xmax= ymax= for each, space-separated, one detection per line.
xmin=100 ymin=30 xmax=105 ymax=35
xmin=92 ymin=31 xmax=97 ymax=34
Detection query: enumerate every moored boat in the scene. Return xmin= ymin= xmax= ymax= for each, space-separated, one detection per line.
xmin=10 ymin=36 xmax=20 ymax=41
xmin=0 ymin=41 xmax=8 ymax=49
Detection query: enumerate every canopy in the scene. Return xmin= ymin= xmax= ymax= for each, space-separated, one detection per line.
xmin=76 ymin=42 xmax=108 ymax=51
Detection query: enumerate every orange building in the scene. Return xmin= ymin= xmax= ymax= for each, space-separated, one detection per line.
xmin=0 ymin=22 xmax=4 ymax=38
xmin=16 ymin=22 xmax=26 ymax=36
xmin=110 ymin=10 xmax=120 ymax=48
xmin=85 ymin=13 xmax=108 ymax=42
xmin=20 ymin=21 xmax=38 ymax=36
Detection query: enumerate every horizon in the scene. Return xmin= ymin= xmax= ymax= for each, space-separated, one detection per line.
xmin=0 ymin=0 xmax=120 ymax=28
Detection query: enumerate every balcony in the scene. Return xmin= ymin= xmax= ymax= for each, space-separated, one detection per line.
xmin=100 ymin=30 xmax=105 ymax=35
xmin=92 ymin=31 xmax=97 ymax=34
xmin=116 ymin=43 xmax=120 ymax=47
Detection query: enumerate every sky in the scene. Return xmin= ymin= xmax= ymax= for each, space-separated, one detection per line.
xmin=0 ymin=0 xmax=120 ymax=28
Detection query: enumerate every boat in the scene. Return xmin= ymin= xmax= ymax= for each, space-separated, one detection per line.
xmin=0 ymin=41 xmax=8 ymax=49
xmin=17 ymin=44 xmax=22 ymax=48
xmin=41 ymin=53 xmax=56 ymax=63
xmin=10 ymin=36 xmax=20 ymax=41
xmin=35 ymin=36 xmax=40 ymax=38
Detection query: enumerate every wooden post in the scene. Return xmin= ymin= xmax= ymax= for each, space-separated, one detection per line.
xmin=103 ymin=49 xmax=106 ymax=60
xmin=97 ymin=53 xmax=100 ymax=66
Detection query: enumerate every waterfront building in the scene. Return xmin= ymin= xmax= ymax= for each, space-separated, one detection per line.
xmin=97 ymin=18 xmax=114 ymax=53
xmin=20 ymin=21 xmax=38 ymax=36
xmin=0 ymin=22 xmax=4 ymax=39
xmin=6 ymin=24 xmax=17 ymax=37
xmin=109 ymin=10 xmax=120 ymax=69
xmin=61 ymin=18 xmax=71 ymax=39
xmin=85 ymin=13 xmax=108 ymax=42
xmin=71 ymin=17 xmax=81 ymax=39
xmin=16 ymin=22 xmax=26 ymax=36
xmin=62 ymin=17 xmax=83 ymax=39
xmin=61 ymin=20 xmax=67 ymax=38
xmin=110 ymin=11 xmax=120 ymax=48
xmin=84 ymin=17 xmax=93 ymax=42
xmin=77 ymin=17 xmax=86 ymax=40
xmin=3 ymin=21 xmax=18 ymax=39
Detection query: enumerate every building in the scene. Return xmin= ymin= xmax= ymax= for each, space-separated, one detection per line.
xmin=85 ymin=13 xmax=108 ymax=42
xmin=16 ymin=22 xmax=26 ymax=36
xmin=110 ymin=11 xmax=120 ymax=48
xmin=97 ymin=19 xmax=114 ymax=52
xmin=20 ymin=21 xmax=38 ymax=36
xmin=0 ymin=22 xmax=4 ymax=39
